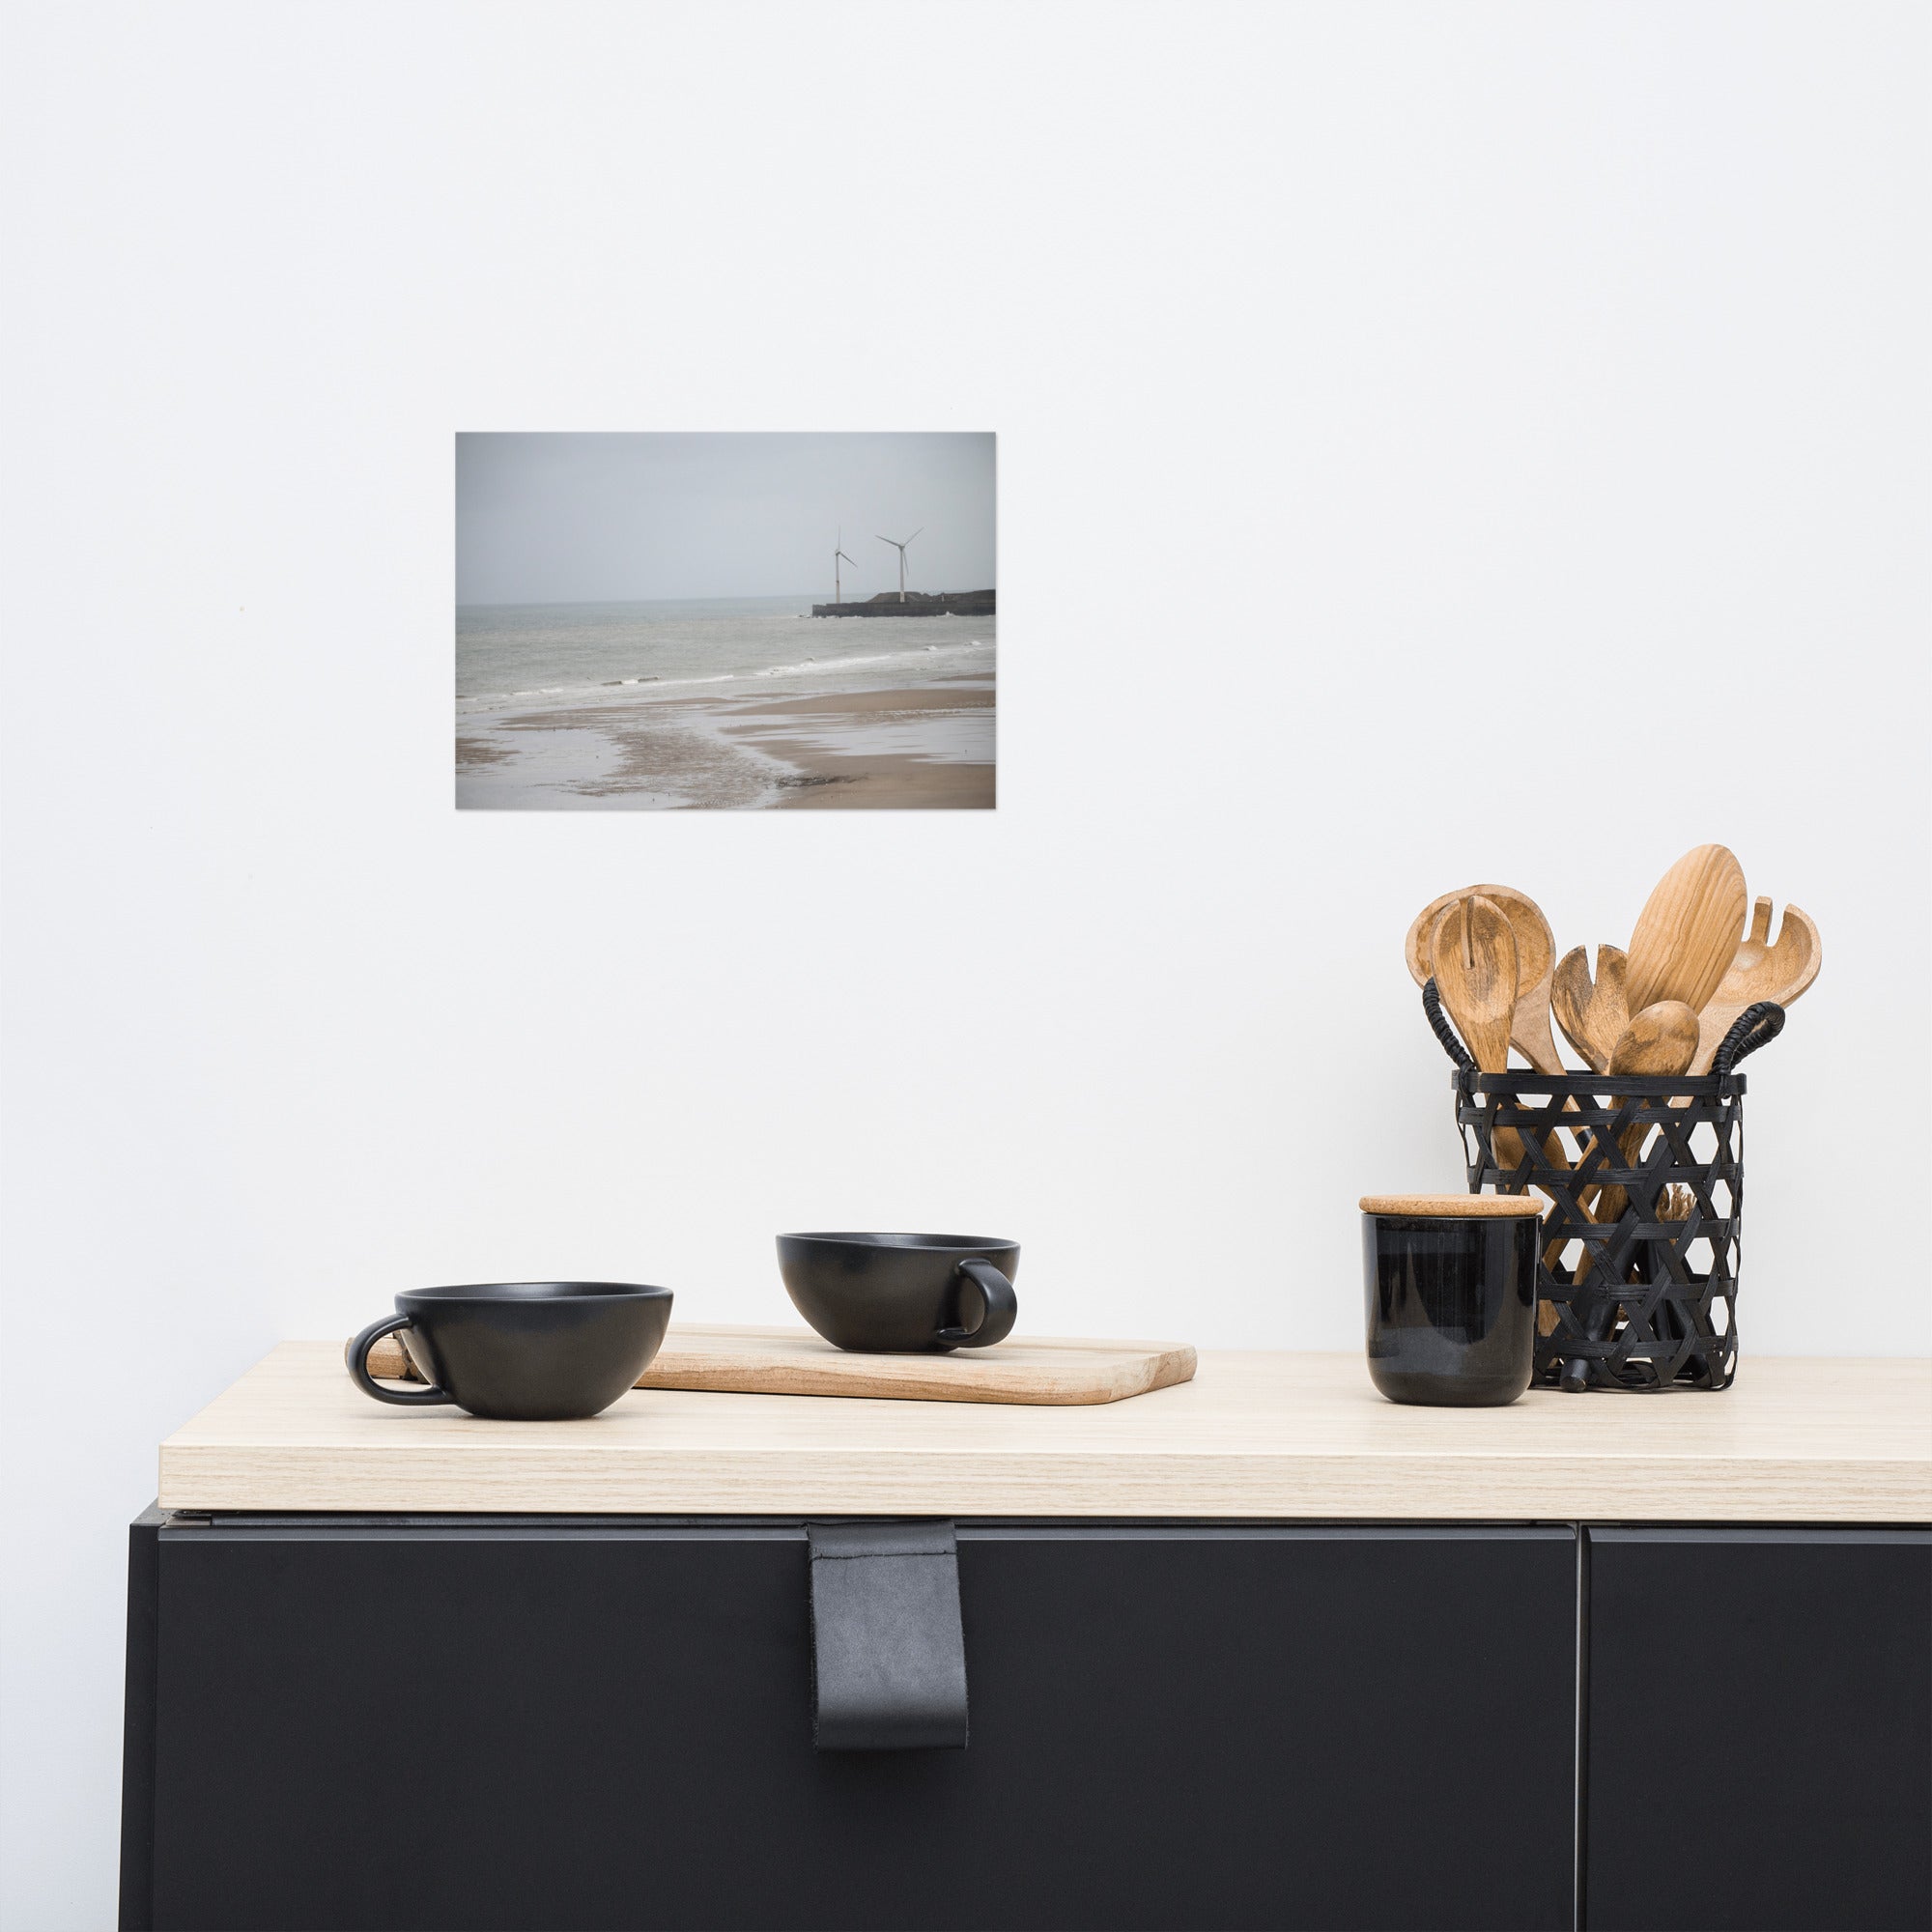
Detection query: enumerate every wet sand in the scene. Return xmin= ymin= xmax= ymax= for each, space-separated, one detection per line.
xmin=721 ymin=685 xmax=994 ymax=810
xmin=727 ymin=686 xmax=992 ymax=720
xmin=456 ymin=682 xmax=993 ymax=810
xmin=761 ymin=742 xmax=994 ymax=809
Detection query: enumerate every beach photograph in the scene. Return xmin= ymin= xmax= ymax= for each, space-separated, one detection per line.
xmin=456 ymin=433 xmax=996 ymax=810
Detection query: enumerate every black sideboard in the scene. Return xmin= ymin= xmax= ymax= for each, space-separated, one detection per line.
xmin=119 ymin=1512 xmax=1929 ymax=1932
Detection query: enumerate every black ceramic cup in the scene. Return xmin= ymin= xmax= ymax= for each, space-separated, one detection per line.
xmin=1360 ymin=1196 xmax=1542 ymax=1406
xmin=344 ymin=1282 xmax=673 ymax=1420
xmin=777 ymin=1233 xmax=1019 ymax=1353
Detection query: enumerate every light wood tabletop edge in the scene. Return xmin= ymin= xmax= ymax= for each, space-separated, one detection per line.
xmin=156 ymin=1445 xmax=1931 ymax=1521
xmin=156 ymin=1344 xmax=1932 ymax=1521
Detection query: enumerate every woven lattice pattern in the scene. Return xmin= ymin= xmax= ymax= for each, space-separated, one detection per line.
xmin=1452 ymin=1070 xmax=1746 ymax=1391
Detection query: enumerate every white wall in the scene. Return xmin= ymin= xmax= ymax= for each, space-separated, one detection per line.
xmin=4 ymin=4 xmax=1925 ymax=1922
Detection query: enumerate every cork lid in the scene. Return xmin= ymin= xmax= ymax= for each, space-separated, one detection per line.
xmin=1359 ymin=1193 xmax=1545 ymax=1218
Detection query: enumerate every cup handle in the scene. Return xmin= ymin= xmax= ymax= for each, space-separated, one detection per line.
xmin=938 ymin=1258 xmax=1017 ymax=1349
xmin=345 ymin=1314 xmax=455 ymax=1406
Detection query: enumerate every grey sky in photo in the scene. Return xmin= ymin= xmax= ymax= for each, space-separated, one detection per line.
xmin=456 ymin=432 xmax=996 ymax=605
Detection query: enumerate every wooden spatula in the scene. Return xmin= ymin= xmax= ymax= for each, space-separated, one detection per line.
xmin=1690 ymin=897 xmax=1822 ymax=1073
xmin=1625 ymin=845 xmax=1748 ymax=1017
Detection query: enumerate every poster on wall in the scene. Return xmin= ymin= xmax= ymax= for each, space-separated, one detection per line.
xmin=455 ymin=432 xmax=997 ymax=810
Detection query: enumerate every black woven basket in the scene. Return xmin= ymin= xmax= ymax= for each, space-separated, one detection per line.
xmin=1425 ymin=988 xmax=1785 ymax=1391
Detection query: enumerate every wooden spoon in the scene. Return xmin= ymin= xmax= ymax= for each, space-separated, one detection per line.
xmin=1690 ymin=897 xmax=1822 ymax=1073
xmin=1551 ymin=945 xmax=1630 ymax=1076
xmin=1561 ymin=1001 xmax=1701 ymax=1389
xmin=1406 ymin=884 xmax=1564 ymax=1074
xmin=1625 ymin=844 xmax=1748 ymax=1017
xmin=1610 ymin=1001 xmax=1701 ymax=1078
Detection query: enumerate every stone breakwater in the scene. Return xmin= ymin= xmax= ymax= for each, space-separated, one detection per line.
xmin=810 ymin=589 xmax=996 ymax=617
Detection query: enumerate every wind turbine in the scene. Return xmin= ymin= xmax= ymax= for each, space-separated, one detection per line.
xmin=875 ymin=527 xmax=923 ymax=601
xmin=834 ymin=529 xmax=859 ymax=606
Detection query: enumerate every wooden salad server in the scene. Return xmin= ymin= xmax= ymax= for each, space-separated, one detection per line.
xmin=1690 ymin=897 xmax=1822 ymax=1073
xmin=1624 ymin=844 xmax=1749 ymax=1017
xmin=1430 ymin=895 xmax=1575 ymax=1332
xmin=1406 ymin=883 xmax=1564 ymax=1075
xmin=1551 ymin=944 xmax=1630 ymax=1076
xmin=1429 ymin=895 xmax=1547 ymax=1173
xmin=1428 ymin=895 xmax=1518 ymax=1075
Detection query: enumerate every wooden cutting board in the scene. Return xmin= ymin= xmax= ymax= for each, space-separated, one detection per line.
xmin=362 ymin=1322 xmax=1196 ymax=1407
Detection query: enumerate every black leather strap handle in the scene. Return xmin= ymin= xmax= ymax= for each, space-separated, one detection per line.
xmin=807 ymin=1520 xmax=968 ymax=1750
xmin=1714 ymin=1001 xmax=1785 ymax=1077
xmin=1423 ymin=977 xmax=1477 ymax=1071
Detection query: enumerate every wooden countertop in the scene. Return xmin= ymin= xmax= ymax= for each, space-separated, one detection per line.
xmin=156 ymin=1341 xmax=1932 ymax=1521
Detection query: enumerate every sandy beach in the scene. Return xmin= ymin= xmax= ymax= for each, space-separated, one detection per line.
xmin=455 ymin=598 xmax=996 ymax=810
xmin=456 ymin=678 xmax=994 ymax=810
xmin=727 ymin=685 xmax=995 ymax=810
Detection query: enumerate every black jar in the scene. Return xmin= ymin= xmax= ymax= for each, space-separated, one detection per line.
xmin=1360 ymin=1195 xmax=1544 ymax=1406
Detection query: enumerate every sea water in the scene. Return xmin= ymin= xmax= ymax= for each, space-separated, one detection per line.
xmin=457 ymin=596 xmax=997 ymax=718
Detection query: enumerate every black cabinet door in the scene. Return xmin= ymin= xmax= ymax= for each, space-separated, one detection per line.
xmin=127 ymin=1517 xmax=1577 ymax=1932
xmin=1584 ymin=1527 xmax=1932 ymax=1932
